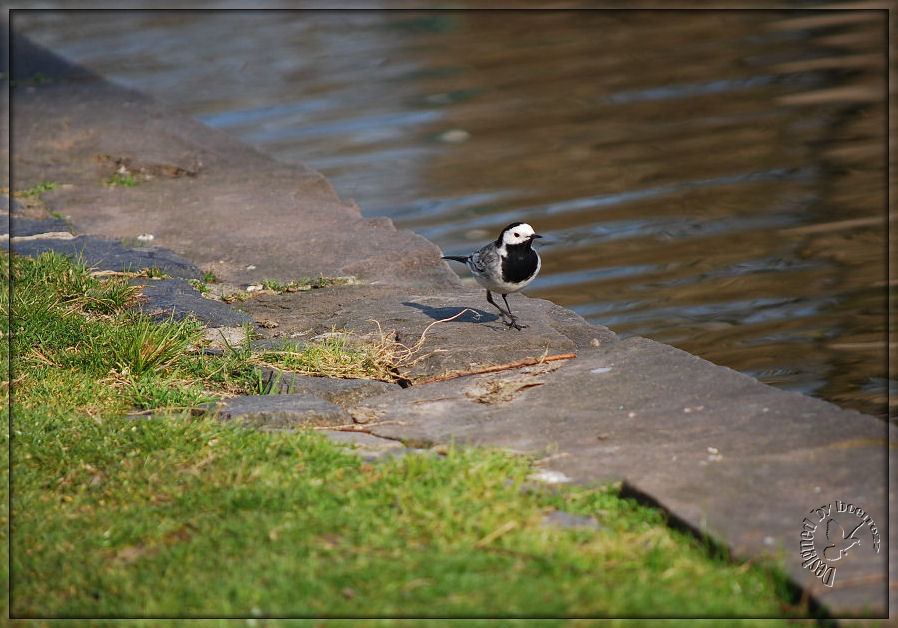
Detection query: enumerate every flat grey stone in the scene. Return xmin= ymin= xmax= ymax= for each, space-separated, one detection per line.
xmin=205 ymin=394 xmax=351 ymax=430
xmin=258 ymin=368 xmax=402 ymax=407
xmin=7 ymin=215 xmax=71 ymax=237
xmin=131 ymin=278 xmax=252 ymax=326
xmin=611 ymin=443 xmax=889 ymax=616
xmin=1 ymin=196 xmax=23 ymax=212
xmin=8 ymin=235 xmax=203 ymax=279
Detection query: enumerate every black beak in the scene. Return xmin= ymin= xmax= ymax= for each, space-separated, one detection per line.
xmin=531 ymin=234 xmax=543 ymax=239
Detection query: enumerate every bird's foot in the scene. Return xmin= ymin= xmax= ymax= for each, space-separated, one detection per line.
xmin=503 ymin=317 xmax=527 ymax=330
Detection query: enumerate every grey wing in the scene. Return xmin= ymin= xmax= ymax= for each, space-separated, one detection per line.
xmin=468 ymin=243 xmax=499 ymax=275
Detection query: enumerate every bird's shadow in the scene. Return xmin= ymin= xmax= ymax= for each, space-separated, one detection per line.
xmin=403 ymin=301 xmax=500 ymax=324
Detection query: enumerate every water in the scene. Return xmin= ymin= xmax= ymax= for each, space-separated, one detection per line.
xmin=13 ymin=9 xmax=891 ymax=419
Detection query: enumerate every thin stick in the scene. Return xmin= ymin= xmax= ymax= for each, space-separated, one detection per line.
xmin=415 ymin=352 xmax=577 ymax=385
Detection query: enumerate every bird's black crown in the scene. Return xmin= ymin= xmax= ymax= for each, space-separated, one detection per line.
xmin=496 ymin=222 xmax=526 ymax=245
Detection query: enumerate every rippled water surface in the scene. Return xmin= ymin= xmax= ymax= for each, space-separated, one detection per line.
xmin=14 ymin=9 xmax=891 ymax=418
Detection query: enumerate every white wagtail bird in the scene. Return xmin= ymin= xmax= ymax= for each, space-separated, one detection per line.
xmin=442 ymin=222 xmax=542 ymax=330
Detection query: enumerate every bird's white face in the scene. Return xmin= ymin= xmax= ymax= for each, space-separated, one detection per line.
xmin=501 ymin=223 xmax=538 ymax=246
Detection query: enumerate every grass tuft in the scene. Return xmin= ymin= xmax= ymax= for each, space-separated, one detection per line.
xmin=17 ymin=181 xmax=58 ymax=197
xmin=256 ymin=333 xmax=399 ymax=382
xmin=139 ymin=265 xmax=171 ymax=279
xmin=11 ymin=252 xmax=258 ymax=415
xmin=106 ymin=172 xmax=139 ymax=187
xmin=107 ymin=314 xmax=201 ymax=376
xmin=187 ymin=278 xmax=211 ymax=294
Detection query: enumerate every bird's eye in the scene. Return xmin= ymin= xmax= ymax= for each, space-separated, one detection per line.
xmin=513 ymin=232 xmax=519 ymax=238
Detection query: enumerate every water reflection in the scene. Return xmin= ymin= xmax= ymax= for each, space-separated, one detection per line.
xmin=14 ymin=8 xmax=890 ymax=418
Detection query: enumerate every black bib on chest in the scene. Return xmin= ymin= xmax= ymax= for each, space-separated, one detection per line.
xmin=501 ymin=244 xmax=538 ymax=284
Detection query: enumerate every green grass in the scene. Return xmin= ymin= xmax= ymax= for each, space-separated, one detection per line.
xmin=221 ymin=289 xmax=250 ymax=303
xmin=140 ymin=264 xmax=170 ymax=279
xmin=188 ymin=278 xmax=211 ymax=294
xmin=220 ymin=276 xmax=355 ymax=304
xmin=260 ymin=278 xmax=286 ymax=292
xmin=17 ymin=181 xmax=58 ymax=197
xmin=261 ymin=276 xmax=356 ymax=294
xmin=5 ymin=252 xmax=811 ymax=619
xmin=106 ymin=172 xmax=139 ymax=187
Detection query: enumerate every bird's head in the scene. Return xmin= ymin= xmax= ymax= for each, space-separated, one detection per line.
xmin=498 ymin=222 xmax=542 ymax=247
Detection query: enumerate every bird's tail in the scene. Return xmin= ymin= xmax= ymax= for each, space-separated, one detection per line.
xmin=442 ymin=256 xmax=469 ymax=263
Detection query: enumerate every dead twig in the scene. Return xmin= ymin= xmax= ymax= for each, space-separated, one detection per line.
xmin=416 ymin=352 xmax=577 ymax=385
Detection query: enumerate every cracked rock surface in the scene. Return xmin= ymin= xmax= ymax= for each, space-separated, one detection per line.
xmin=204 ymin=394 xmax=352 ymax=430
xmin=258 ymin=369 xmax=402 ymax=407
xmin=131 ymin=278 xmax=252 ymax=326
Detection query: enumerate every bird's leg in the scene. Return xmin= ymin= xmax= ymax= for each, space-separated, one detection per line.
xmin=486 ymin=290 xmax=514 ymax=325
xmin=501 ymin=293 xmax=526 ymax=330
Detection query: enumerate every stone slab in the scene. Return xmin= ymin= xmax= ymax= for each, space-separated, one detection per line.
xmin=204 ymin=394 xmax=351 ymax=430
xmin=611 ymin=443 xmax=889 ymax=617
xmin=131 ymin=277 xmax=252 ymax=326
xmin=258 ymin=368 xmax=402 ymax=407
xmin=7 ymin=234 xmax=203 ymax=279
xmin=1 ymin=196 xmax=22 ymax=213
xmin=11 ymin=35 xmax=459 ymax=291
xmin=7 ymin=215 xmax=70 ymax=237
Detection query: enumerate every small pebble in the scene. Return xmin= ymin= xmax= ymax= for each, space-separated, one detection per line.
xmin=136 ymin=233 xmax=154 ymax=243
